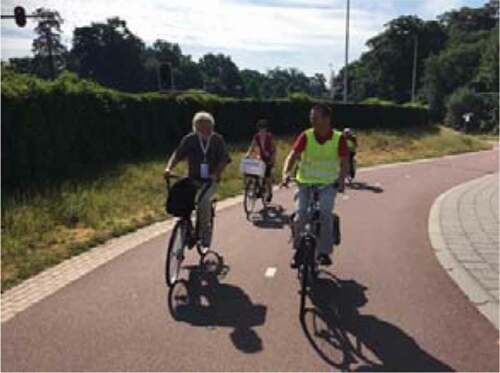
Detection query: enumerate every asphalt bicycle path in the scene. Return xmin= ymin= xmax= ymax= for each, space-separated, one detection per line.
xmin=2 ymin=147 xmax=499 ymax=372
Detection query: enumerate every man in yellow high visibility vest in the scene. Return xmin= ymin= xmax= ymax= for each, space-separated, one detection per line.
xmin=281 ymin=104 xmax=348 ymax=267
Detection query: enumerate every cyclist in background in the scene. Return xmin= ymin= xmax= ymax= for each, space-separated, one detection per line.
xmin=343 ymin=128 xmax=358 ymax=182
xmin=281 ymin=104 xmax=348 ymax=267
xmin=245 ymin=119 xmax=276 ymax=203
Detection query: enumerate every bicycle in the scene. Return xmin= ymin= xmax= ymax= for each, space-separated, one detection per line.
xmin=243 ymin=173 xmax=271 ymax=216
xmin=241 ymin=158 xmax=272 ymax=216
xmin=286 ymin=181 xmax=341 ymax=315
xmin=165 ymin=174 xmax=217 ymax=287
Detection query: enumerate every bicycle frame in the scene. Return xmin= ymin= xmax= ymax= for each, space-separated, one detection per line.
xmin=291 ymin=182 xmax=338 ymax=314
xmin=294 ymin=183 xmax=335 ymax=247
xmin=166 ymin=175 xmax=215 ymax=248
xmin=245 ymin=174 xmax=265 ymax=193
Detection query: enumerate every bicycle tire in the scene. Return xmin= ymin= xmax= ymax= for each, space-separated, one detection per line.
xmin=243 ymin=177 xmax=257 ymax=216
xmin=300 ymin=254 xmax=308 ymax=315
xmin=166 ymin=219 xmax=187 ymax=287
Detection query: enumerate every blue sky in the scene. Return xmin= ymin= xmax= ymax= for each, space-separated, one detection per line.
xmin=1 ymin=0 xmax=487 ymax=79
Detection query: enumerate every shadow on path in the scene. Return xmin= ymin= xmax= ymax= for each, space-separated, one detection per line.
xmin=249 ymin=204 xmax=290 ymax=229
xmin=347 ymin=181 xmax=384 ymax=193
xmin=167 ymin=262 xmax=267 ymax=354
xmin=301 ymin=272 xmax=454 ymax=371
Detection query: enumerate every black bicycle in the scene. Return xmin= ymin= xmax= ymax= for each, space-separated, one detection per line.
xmin=288 ymin=182 xmax=341 ymax=315
xmin=243 ymin=174 xmax=271 ymax=216
xmin=165 ymin=174 xmax=217 ymax=287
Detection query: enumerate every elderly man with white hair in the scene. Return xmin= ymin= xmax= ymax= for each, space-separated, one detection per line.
xmin=164 ymin=111 xmax=230 ymax=249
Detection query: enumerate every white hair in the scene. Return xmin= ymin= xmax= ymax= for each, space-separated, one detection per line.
xmin=192 ymin=111 xmax=215 ymax=132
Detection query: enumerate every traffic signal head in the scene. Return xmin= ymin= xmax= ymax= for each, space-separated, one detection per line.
xmin=14 ymin=6 xmax=26 ymax=27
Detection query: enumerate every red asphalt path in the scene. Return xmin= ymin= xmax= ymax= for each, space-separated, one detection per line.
xmin=2 ymin=147 xmax=499 ymax=372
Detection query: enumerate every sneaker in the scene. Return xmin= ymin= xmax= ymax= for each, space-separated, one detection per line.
xmin=317 ymin=254 xmax=332 ymax=266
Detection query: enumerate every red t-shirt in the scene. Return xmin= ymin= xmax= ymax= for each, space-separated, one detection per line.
xmin=253 ymin=132 xmax=274 ymax=160
xmin=293 ymin=129 xmax=349 ymax=157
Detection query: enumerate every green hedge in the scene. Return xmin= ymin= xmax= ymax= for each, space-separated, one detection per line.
xmin=2 ymin=71 xmax=428 ymax=191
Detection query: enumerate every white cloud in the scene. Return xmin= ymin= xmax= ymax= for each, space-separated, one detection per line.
xmin=0 ymin=0 xmax=485 ymax=78
xmin=418 ymin=0 xmax=462 ymax=19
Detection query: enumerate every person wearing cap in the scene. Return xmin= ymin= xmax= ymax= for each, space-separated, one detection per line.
xmin=164 ymin=111 xmax=231 ymax=248
xmin=343 ymin=128 xmax=358 ymax=182
xmin=245 ymin=119 xmax=276 ymax=203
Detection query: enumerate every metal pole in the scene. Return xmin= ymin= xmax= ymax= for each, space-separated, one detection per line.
xmin=343 ymin=0 xmax=350 ymax=103
xmin=329 ymin=63 xmax=335 ymax=100
xmin=1 ymin=15 xmax=38 ymax=19
xmin=411 ymin=34 xmax=418 ymax=102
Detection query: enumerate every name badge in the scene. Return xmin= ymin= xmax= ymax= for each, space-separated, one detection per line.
xmin=200 ymin=163 xmax=209 ymax=179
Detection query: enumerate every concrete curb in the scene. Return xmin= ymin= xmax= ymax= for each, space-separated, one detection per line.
xmin=1 ymin=147 xmax=496 ymax=324
xmin=428 ymin=174 xmax=499 ymax=330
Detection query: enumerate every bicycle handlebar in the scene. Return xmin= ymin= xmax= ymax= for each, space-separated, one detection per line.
xmin=165 ymin=173 xmax=213 ymax=193
xmin=281 ymin=177 xmax=340 ymax=191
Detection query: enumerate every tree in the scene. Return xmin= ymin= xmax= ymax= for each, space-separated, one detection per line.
xmin=445 ymin=87 xmax=488 ymax=132
xmin=71 ymin=17 xmax=145 ymax=92
xmin=8 ymin=57 xmax=34 ymax=75
xmin=32 ymin=8 xmax=67 ymax=79
xmin=421 ymin=3 xmax=498 ymax=119
xmin=198 ymin=53 xmax=244 ymax=97
xmin=475 ymin=26 xmax=499 ymax=92
xmin=336 ymin=15 xmax=447 ymax=103
xmin=175 ymin=55 xmax=204 ymax=90
xmin=422 ymin=43 xmax=484 ymax=119
xmin=142 ymin=40 xmax=203 ymax=91
xmin=241 ymin=69 xmax=265 ymax=98
xmin=308 ymin=73 xmax=328 ymax=98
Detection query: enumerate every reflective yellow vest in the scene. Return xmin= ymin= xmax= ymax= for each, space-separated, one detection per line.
xmin=296 ymin=128 xmax=341 ymax=185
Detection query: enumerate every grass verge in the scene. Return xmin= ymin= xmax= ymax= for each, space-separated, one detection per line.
xmin=1 ymin=125 xmax=491 ymax=290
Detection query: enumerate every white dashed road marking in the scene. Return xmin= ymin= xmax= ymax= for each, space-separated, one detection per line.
xmin=265 ymin=267 xmax=277 ymax=278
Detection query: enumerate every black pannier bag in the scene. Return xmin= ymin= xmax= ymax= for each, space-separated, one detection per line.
xmin=166 ymin=178 xmax=198 ymax=217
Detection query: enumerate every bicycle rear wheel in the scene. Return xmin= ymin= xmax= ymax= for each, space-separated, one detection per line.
xmin=166 ymin=220 xmax=188 ymax=287
xmin=244 ymin=177 xmax=258 ymax=216
xmin=299 ymin=237 xmax=318 ymax=314
xmin=261 ymin=179 xmax=272 ymax=208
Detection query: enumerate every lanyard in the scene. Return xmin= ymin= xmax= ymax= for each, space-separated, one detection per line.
xmin=198 ymin=133 xmax=212 ymax=161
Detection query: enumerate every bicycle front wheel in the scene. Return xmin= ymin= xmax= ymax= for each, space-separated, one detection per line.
xmin=300 ymin=256 xmax=309 ymax=315
xmin=166 ymin=220 xmax=187 ymax=287
xmin=244 ymin=177 xmax=257 ymax=216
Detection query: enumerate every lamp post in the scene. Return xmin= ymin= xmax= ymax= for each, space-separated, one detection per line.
xmin=411 ymin=34 xmax=418 ymax=102
xmin=343 ymin=0 xmax=350 ymax=103
xmin=329 ymin=63 xmax=336 ymax=100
